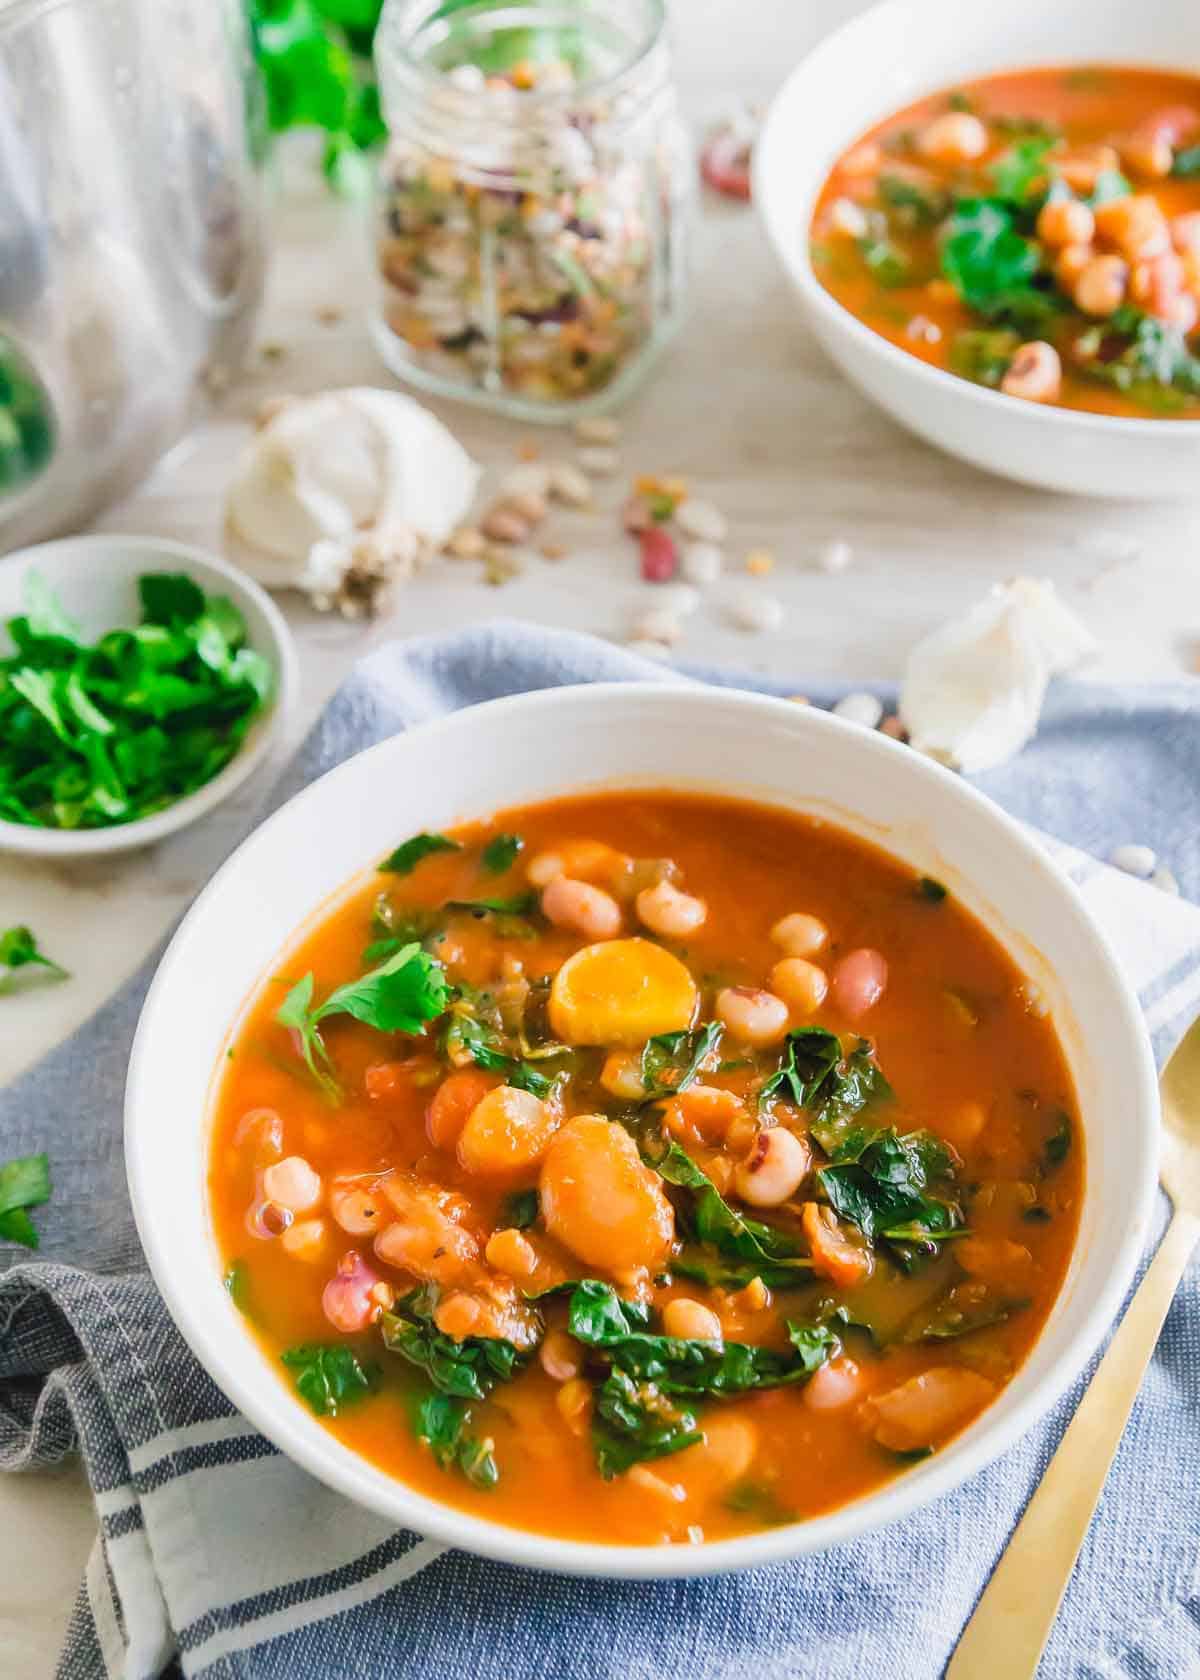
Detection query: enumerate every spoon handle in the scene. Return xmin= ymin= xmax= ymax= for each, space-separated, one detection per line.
xmin=946 ymin=1209 xmax=1200 ymax=1680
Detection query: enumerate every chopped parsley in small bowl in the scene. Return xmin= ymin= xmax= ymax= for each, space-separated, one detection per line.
xmin=0 ymin=535 xmax=298 ymax=856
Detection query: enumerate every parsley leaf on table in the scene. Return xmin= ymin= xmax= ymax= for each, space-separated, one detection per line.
xmin=0 ymin=1152 xmax=52 ymax=1249
xmin=0 ymin=925 xmax=68 ymax=994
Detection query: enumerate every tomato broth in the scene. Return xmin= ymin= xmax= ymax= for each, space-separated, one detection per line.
xmin=810 ymin=66 xmax=1200 ymax=418
xmin=209 ymin=792 xmax=1082 ymax=1547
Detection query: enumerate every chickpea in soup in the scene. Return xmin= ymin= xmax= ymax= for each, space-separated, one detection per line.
xmin=210 ymin=793 xmax=1082 ymax=1546
xmin=810 ymin=66 xmax=1200 ymax=417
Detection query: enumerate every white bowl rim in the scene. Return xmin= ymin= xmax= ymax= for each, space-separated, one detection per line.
xmin=0 ymin=533 xmax=299 ymax=856
xmin=753 ymin=0 xmax=1200 ymax=442
xmin=126 ymin=681 xmax=1159 ymax=1579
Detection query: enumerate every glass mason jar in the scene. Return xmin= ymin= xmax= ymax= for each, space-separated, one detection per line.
xmin=371 ymin=0 xmax=691 ymax=420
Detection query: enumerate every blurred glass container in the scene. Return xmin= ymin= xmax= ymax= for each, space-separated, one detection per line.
xmin=0 ymin=0 xmax=269 ymax=549
xmin=371 ymin=0 xmax=691 ymax=420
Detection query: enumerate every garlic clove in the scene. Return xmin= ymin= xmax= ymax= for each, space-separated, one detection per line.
xmin=349 ymin=387 xmax=479 ymax=549
xmin=899 ymin=578 xmax=1097 ymax=773
xmin=224 ymin=387 xmax=479 ymax=601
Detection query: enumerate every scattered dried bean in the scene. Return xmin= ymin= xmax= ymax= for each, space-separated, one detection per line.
xmin=675 ymin=498 xmax=728 ymax=543
xmin=833 ymin=692 xmax=884 ymax=729
xmin=681 ymin=542 xmax=723 ymax=585
xmin=728 ymin=589 xmax=783 ymax=632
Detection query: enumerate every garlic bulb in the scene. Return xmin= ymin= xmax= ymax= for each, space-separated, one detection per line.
xmin=899 ymin=578 xmax=1097 ymax=773
xmin=225 ymin=388 xmax=479 ymax=615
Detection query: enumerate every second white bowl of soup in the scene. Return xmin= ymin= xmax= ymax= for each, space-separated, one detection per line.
xmin=754 ymin=0 xmax=1200 ymax=496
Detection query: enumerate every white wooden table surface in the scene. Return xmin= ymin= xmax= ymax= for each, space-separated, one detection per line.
xmin=3 ymin=1 xmax=1199 ymax=1670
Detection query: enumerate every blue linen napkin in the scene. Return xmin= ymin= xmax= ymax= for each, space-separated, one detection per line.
xmin=3 ymin=622 xmax=1200 ymax=1680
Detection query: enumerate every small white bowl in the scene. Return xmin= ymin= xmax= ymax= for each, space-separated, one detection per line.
xmin=0 ymin=534 xmax=298 ymax=857
xmin=754 ymin=0 xmax=1200 ymax=498
xmin=125 ymin=683 xmax=1158 ymax=1578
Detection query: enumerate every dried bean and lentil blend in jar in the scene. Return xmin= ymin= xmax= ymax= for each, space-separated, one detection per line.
xmin=210 ymin=793 xmax=1082 ymax=1546
xmin=370 ymin=0 xmax=690 ymax=417
xmin=810 ymin=66 xmax=1200 ymax=417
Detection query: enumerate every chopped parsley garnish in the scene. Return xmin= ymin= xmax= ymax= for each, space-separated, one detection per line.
xmin=859 ymin=235 xmax=910 ymax=287
xmin=0 ymin=571 xmax=271 ymax=831
xmin=0 ymin=1151 xmax=51 ymax=1249
xmin=380 ymin=832 xmax=461 ymax=875
xmin=281 ymin=1343 xmax=378 ymax=1417
xmin=916 ymin=876 xmax=948 ymax=903
xmin=907 ymin=1284 xmax=1028 ymax=1342
xmin=480 ymin=833 xmax=524 ymax=874
xmin=443 ymin=892 xmax=541 ymax=937
xmin=500 ymin=1188 xmax=539 ymax=1230
xmin=446 ymin=892 xmax=538 ymax=916
xmin=1043 ymin=1112 xmax=1072 ymax=1169
xmin=223 ymin=1260 xmax=252 ymax=1314
xmin=878 ymin=171 xmax=948 ymax=225
xmin=987 ymin=135 xmax=1054 ymax=205
xmin=276 ymin=942 xmax=449 ymax=1095
xmin=724 ymin=1481 xmax=799 ymax=1526
xmin=940 ymin=198 xmax=1060 ymax=333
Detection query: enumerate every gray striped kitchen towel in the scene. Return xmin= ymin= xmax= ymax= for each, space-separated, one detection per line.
xmin=2 ymin=623 xmax=1199 ymax=1680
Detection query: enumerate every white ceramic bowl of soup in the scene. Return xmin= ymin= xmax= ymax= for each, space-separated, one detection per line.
xmin=754 ymin=0 xmax=1200 ymax=497
xmin=124 ymin=683 xmax=1159 ymax=1578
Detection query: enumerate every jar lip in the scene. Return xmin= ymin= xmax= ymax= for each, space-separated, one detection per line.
xmin=376 ymin=0 xmax=668 ymax=107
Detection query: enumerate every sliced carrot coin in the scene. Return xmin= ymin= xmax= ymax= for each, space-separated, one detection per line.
xmin=548 ymin=937 xmax=698 ymax=1047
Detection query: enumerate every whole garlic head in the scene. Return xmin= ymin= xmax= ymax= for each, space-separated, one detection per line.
xmin=899 ymin=578 xmax=1097 ymax=773
xmin=225 ymin=387 xmax=480 ymax=615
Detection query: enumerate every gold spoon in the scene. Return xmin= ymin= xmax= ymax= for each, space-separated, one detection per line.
xmin=947 ymin=1018 xmax=1200 ymax=1679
